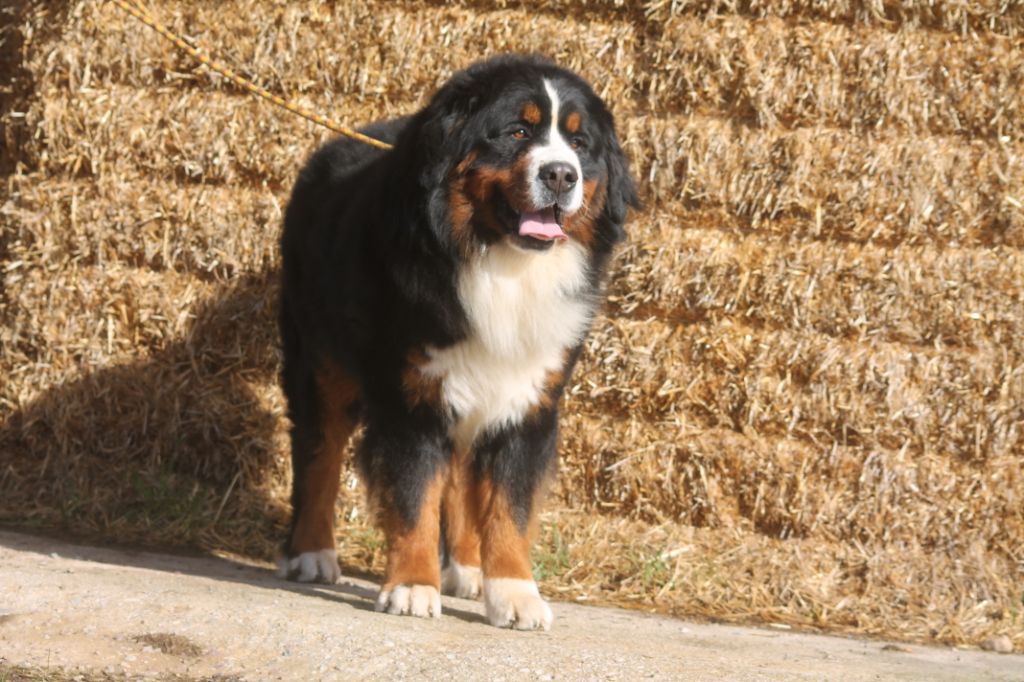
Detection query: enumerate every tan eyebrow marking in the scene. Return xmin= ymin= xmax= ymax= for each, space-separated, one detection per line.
xmin=565 ymin=111 xmax=581 ymax=134
xmin=522 ymin=102 xmax=542 ymax=125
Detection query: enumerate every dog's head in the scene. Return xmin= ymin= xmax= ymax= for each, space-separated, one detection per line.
xmin=415 ymin=55 xmax=638 ymax=255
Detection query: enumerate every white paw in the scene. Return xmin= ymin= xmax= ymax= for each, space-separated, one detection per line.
xmin=483 ymin=578 xmax=553 ymax=630
xmin=276 ymin=549 xmax=340 ymax=584
xmin=375 ymin=584 xmax=442 ymax=619
xmin=441 ymin=560 xmax=483 ymax=599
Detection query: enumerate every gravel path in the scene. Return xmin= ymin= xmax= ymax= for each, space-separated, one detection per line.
xmin=1 ymin=530 xmax=1018 ymax=681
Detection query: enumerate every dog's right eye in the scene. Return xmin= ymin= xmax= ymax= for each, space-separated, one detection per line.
xmin=512 ymin=127 xmax=530 ymax=140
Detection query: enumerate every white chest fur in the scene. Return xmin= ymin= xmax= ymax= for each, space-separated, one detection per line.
xmin=423 ymin=241 xmax=593 ymax=451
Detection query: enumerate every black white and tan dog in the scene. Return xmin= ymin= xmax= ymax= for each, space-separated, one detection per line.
xmin=277 ymin=54 xmax=637 ymax=630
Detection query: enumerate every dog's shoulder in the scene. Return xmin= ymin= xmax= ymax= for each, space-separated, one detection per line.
xmin=291 ymin=116 xmax=412 ymax=194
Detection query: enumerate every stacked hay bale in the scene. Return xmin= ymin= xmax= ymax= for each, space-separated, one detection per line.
xmin=1 ymin=0 xmax=1020 ymax=646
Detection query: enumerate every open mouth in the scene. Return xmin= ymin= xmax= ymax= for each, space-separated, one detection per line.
xmin=518 ymin=205 xmax=568 ymax=243
xmin=492 ymin=192 xmax=569 ymax=250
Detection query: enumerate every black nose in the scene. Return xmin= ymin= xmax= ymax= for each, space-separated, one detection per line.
xmin=539 ymin=162 xmax=578 ymax=196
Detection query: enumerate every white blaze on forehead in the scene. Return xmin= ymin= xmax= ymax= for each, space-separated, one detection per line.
xmin=526 ymin=79 xmax=583 ymax=212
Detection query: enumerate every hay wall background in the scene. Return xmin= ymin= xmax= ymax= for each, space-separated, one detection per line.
xmin=1 ymin=0 xmax=1022 ymax=647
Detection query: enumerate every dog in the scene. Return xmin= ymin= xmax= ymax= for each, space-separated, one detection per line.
xmin=277 ymin=54 xmax=637 ymax=630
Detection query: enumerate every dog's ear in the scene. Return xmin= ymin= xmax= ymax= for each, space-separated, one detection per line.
xmin=417 ymin=74 xmax=482 ymax=182
xmin=601 ymin=128 xmax=640 ymax=244
xmin=409 ymin=78 xmax=482 ymax=250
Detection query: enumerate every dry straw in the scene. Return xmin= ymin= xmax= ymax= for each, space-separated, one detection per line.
xmin=1 ymin=0 xmax=1021 ymax=648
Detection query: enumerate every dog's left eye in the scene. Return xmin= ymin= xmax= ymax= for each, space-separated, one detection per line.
xmin=569 ymin=136 xmax=586 ymax=150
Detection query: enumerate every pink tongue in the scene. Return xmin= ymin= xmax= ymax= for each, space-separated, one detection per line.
xmin=518 ymin=208 xmax=567 ymax=241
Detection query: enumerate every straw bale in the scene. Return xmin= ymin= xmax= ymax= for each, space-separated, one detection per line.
xmin=612 ymin=220 xmax=1024 ymax=352
xmin=34 ymin=85 xmax=332 ymax=187
xmin=625 ymin=116 xmax=1024 ymax=246
xmin=1 ymin=264 xmax=283 ymax=477
xmin=561 ymin=354 xmax=1023 ymax=534
xmin=645 ymin=14 xmax=1023 ymax=137
xmin=642 ymin=0 xmax=1024 ymax=36
xmin=5 ymin=173 xmax=283 ymax=279
xmin=537 ymin=512 xmax=1021 ymax=644
xmin=2 ymin=0 xmax=1022 ymax=650
xmin=72 ymin=1 xmax=641 ymax=114
xmin=573 ymin=311 xmax=1021 ymax=454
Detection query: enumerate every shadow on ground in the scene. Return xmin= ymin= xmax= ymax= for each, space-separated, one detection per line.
xmin=0 ymin=530 xmax=488 ymax=625
xmin=0 ymin=270 xmax=299 ymax=559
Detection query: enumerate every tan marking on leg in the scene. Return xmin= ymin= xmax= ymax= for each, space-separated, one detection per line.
xmin=380 ymin=471 xmax=445 ymax=591
xmin=477 ymin=478 xmax=534 ymax=580
xmin=478 ymin=474 xmax=556 ymax=629
xmin=443 ymin=451 xmax=482 ymax=568
xmin=441 ymin=450 xmax=484 ymax=598
xmin=291 ymin=363 xmax=358 ymax=554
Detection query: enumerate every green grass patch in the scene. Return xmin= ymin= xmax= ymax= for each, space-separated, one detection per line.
xmin=532 ymin=523 xmax=571 ymax=581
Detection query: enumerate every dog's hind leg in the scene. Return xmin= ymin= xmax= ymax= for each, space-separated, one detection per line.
xmin=278 ymin=340 xmax=359 ymax=583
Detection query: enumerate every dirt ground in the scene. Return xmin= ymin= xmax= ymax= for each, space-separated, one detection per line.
xmin=1 ymin=530 xmax=1019 ymax=681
